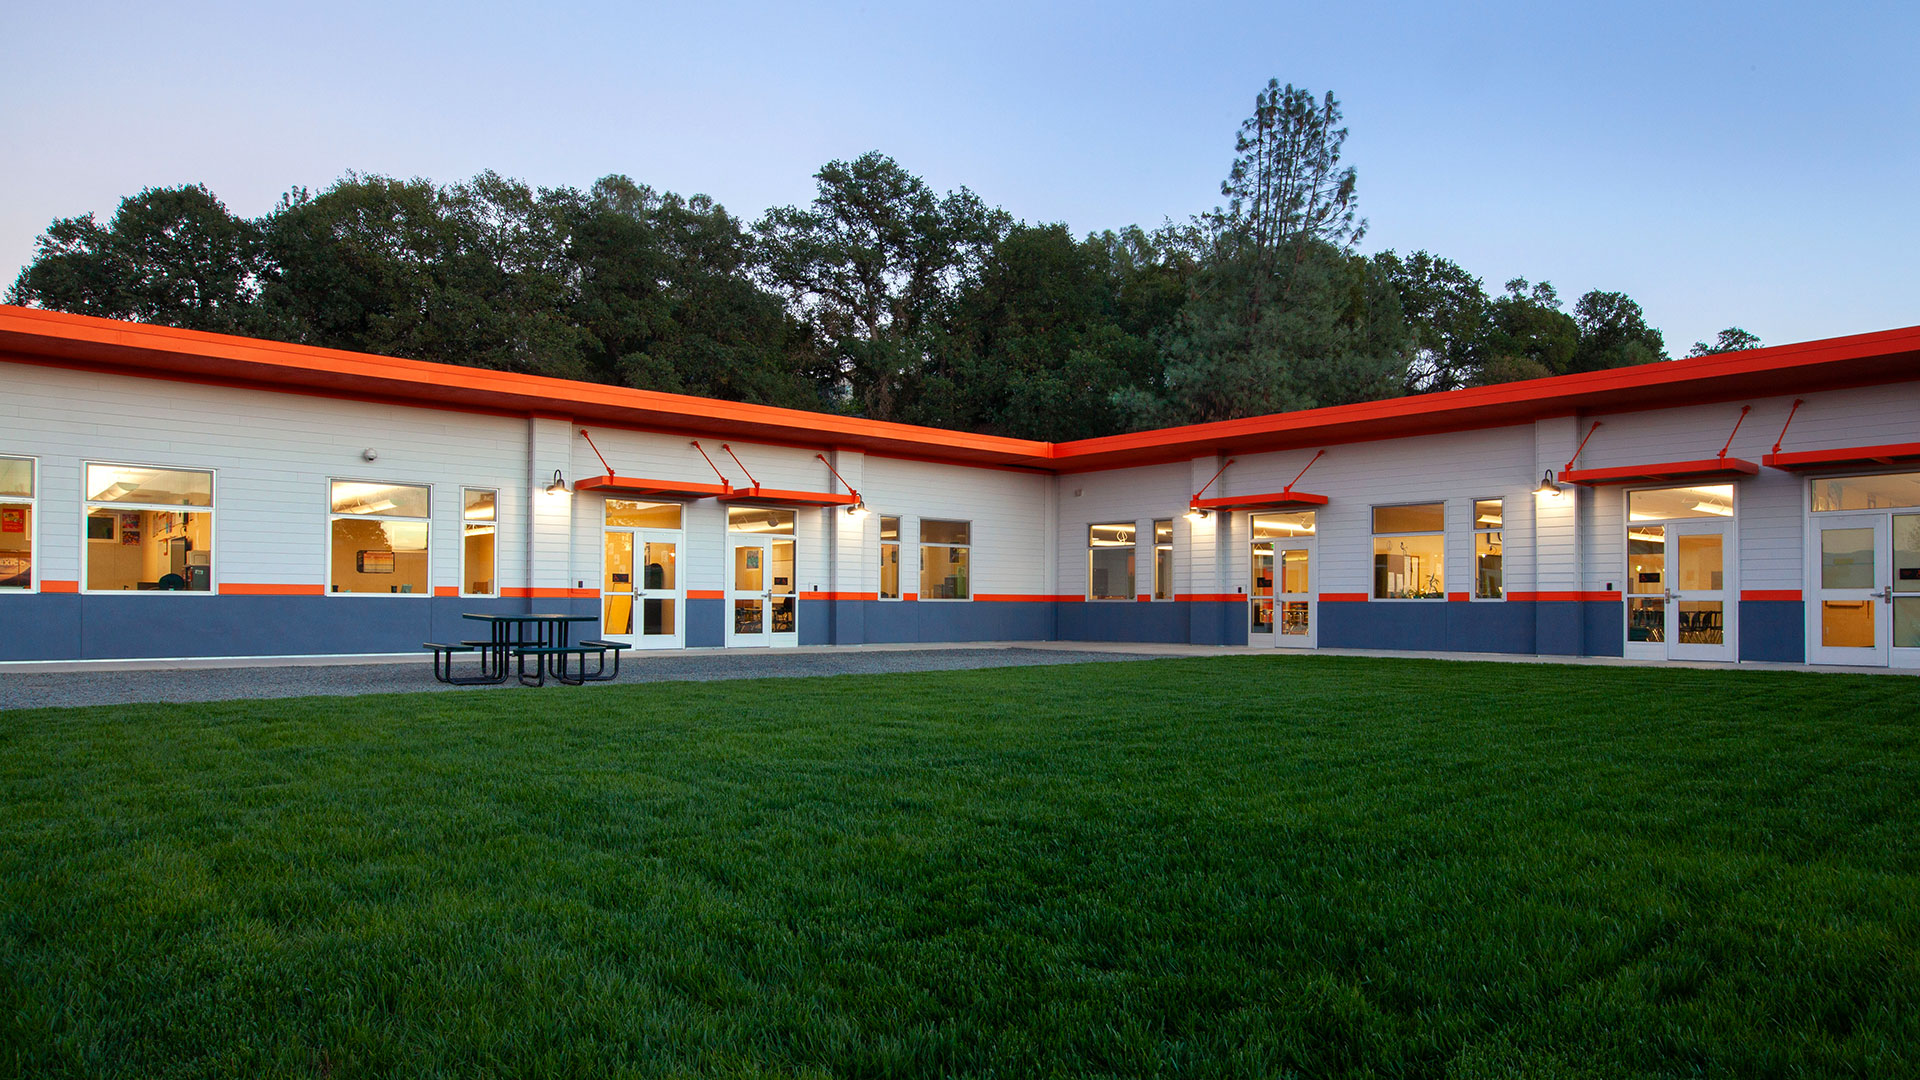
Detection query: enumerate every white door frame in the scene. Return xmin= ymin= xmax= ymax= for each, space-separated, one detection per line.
xmin=1249 ymin=539 xmax=1275 ymax=646
xmin=726 ymin=532 xmax=799 ymax=648
xmin=1806 ymin=511 xmax=1891 ymax=667
xmin=602 ymin=526 xmax=685 ymax=649
xmin=1274 ymin=540 xmax=1316 ymax=649
xmin=1664 ymin=519 xmax=1736 ymax=662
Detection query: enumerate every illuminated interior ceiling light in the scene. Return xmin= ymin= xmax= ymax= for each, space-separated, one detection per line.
xmin=546 ymin=470 xmax=569 ymax=494
xmin=1534 ymin=470 xmax=1563 ymax=496
xmin=1690 ymin=502 xmax=1733 ymax=516
xmin=1476 ymin=515 xmax=1503 ymax=526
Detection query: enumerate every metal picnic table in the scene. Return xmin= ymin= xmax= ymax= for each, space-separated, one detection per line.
xmin=425 ymin=612 xmax=620 ymax=686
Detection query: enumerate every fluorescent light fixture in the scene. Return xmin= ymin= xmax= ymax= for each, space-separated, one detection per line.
xmin=1690 ymin=502 xmax=1733 ymax=516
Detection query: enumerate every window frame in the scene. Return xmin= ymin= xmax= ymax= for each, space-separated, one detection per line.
xmin=1087 ymin=522 xmax=1138 ymax=602
xmin=0 ymin=454 xmax=37 ymax=594
xmin=1370 ymin=500 xmax=1447 ymax=602
xmin=326 ymin=477 xmax=432 ymax=598
xmin=1472 ymin=497 xmax=1505 ymax=601
xmin=878 ymin=515 xmax=901 ymax=601
xmin=80 ymin=460 xmax=217 ymax=596
xmin=460 ymin=486 xmax=499 ymax=598
xmin=1153 ymin=518 xmax=1174 ymax=602
xmin=918 ymin=518 xmax=972 ymax=602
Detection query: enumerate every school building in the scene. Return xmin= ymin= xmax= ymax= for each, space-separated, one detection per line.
xmin=1 ymin=305 xmax=1916 ymax=668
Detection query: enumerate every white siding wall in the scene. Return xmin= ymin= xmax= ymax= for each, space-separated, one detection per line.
xmin=861 ymin=457 xmax=1052 ymax=597
xmin=4 ymin=364 xmax=530 ymax=592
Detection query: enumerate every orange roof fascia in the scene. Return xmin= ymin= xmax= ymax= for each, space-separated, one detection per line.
xmin=4 ymin=305 xmax=1919 ymax=475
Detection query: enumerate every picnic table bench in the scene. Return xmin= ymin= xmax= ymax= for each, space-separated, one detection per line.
xmin=424 ymin=613 xmax=628 ymax=686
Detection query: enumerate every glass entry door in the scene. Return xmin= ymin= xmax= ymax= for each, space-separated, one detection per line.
xmin=1250 ymin=541 xmax=1275 ymax=642
xmin=602 ymin=528 xmax=683 ymax=649
xmin=727 ymin=535 xmax=797 ymax=648
xmin=1667 ymin=523 xmax=1732 ymax=661
xmin=1625 ymin=521 xmax=1733 ymax=661
xmin=1807 ymin=511 xmax=1918 ymax=667
xmin=1275 ymin=544 xmax=1314 ymax=648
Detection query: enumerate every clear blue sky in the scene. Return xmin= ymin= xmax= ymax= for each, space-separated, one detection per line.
xmin=3 ymin=0 xmax=1913 ymax=350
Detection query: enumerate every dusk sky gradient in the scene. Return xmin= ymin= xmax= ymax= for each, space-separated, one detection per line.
xmin=3 ymin=0 xmax=1913 ymax=351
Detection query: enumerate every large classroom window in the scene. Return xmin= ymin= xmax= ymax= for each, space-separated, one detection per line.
xmin=1474 ymin=499 xmax=1504 ymax=599
xmin=329 ymin=480 xmax=429 ymax=595
xmin=879 ymin=516 xmax=901 ymax=599
xmin=920 ymin=519 xmax=970 ymax=600
xmin=1372 ymin=502 xmax=1445 ymax=599
xmin=1154 ymin=519 xmax=1173 ymax=601
xmin=0 ymin=456 xmax=34 ymax=590
xmin=462 ymin=488 xmax=497 ymax=596
xmin=1088 ymin=522 xmax=1136 ymax=600
xmin=84 ymin=463 xmax=214 ymax=592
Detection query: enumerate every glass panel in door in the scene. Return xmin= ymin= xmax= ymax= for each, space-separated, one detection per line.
xmin=769 ymin=538 xmax=796 ymax=638
xmin=603 ymin=532 xmax=635 ymax=636
xmin=638 ymin=538 xmax=678 ymax=643
xmin=1250 ymin=541 xmax=1274 ymax=636
xmin=732 ymin=541 xmax=766 ymax=641
xmin=1277 ymin=546 xmax=1313 ymax=646
xmin=1896 ymin=514 xmax=1920 ymax=658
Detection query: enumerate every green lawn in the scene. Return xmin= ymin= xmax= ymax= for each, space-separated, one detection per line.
xmin=2 ymin=657 xmax=1917 ymax=1078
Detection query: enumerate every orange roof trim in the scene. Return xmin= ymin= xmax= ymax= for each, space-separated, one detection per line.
xmin=4 ymin=305 xmax=1918 ymax=474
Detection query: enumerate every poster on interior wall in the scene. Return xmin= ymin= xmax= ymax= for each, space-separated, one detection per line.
xmin=0 ymin=507 xmax=22 ymax=533
xmin=120 ymin=512 xmax=141 ymax=545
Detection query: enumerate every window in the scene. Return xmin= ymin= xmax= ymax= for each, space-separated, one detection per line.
xmin=1153 ymin=519 xmax=1173 ymax=601
xmin=879 ymin=516 xmax=901 ymax=600
xmin=329 ymin=480 xmax=429 ymax=595
xmin=608 ymin=500 xmax=683 ymax=528
xmin=462 ymin=488 xmax=497 ymax=596
xmin=727 ymin=506 xmax=793 ymax=534
xmin=1088 ymin=523 xmax=1135 ymax=600
xmin=920 ymin=519 xmax=970 ymax=600
xmin=0 ymin=456 xmax=33 ymax=591
xmin=1372 ymin=502 xmax=1444 ymax=599
xmin=1474 ymin=498 xmax=1504 ymax=599
xmin=84 ymin=463 xmax=214 ymax=592
xmin=1810 ymin=471 xmax=1920 ymax=513
xmin=1628 ymin=485 xmax=1733 ymax=521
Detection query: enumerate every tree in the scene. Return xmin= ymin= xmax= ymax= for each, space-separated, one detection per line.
xmin=563 ymin=176 xmax=812 ymax=405
xmin=917 ymin=224 xmax=1156 ymax=440
xmin=1213 ymin=80 xmax=1365 ymax=308
xmin=1477 ymin=279 xmax=1579 ymax=383
xmin=1118 ymin=81 xmax=1404 ymax=427
xmin=6 ymin=184 xmax=261 ymax=333
xmin=755 ymin=152 xmax=1011 ymax=421
xmin=1373 ymin=250 xmax=1490 ymax=392
xmin=1570 ymin=289 xmax=1667 ymax=372
xmin=1688 ymin=327 xmax=1761 ymax=356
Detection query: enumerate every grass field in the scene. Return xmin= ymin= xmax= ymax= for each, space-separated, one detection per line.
xmin=2 ymin=656 xmax=1917 ymax=1078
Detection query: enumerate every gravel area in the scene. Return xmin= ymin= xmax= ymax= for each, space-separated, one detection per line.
xmin=0 ymin=647 xmax=1164 ymax=711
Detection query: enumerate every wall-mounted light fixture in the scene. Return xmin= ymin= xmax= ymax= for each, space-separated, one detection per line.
xmin=545 ymin=469 xmax=569 ymax=495
xmin=1534 ymin=469 xmax=1563 ymax=496
xmin=1184 ymin=505 xmax=1211 ymax=522
xmin=846 ymin=499 xmax=869 ymax=519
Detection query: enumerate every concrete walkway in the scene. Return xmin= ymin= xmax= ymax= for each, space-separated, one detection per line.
xmin=1 ymin=641 xmax=1909 ymax=711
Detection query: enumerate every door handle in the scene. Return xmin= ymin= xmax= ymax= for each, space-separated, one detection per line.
xmin=1875 ymin=586 xmax=1894 ymax=603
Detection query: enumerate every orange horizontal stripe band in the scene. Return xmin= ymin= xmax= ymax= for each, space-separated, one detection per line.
xmin=222 ymin=583 xmax=326 ymax=596
xmin=501 ymin=587 xmax=598 ymax=598
xmin=902 ymin=593 xmax=919 ymax=602
xmin=1176 ymin=593 xmax=1246 ymax=603
xmin=434 ymin=586 xmax=459 ymax=597
xmin=1446 ymin=592 xmax=1470 ymax=602
xmin=1319 ymin=592 xmax=1370 ymax=602
xmin=1741 ymin=590 xmax=1802 ymax=602
xmin=40 ymin=579 xmax=79 ymax=593
xmin=799 ymin=591 xmax=877 ymax=601
xmin=1508 ymin=591 xmax=1619 ymax=603
xmin=975 ymin=593 xmax=1078 ymax=602
xmin=686 ymin=590 xmax=724 ymax=599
